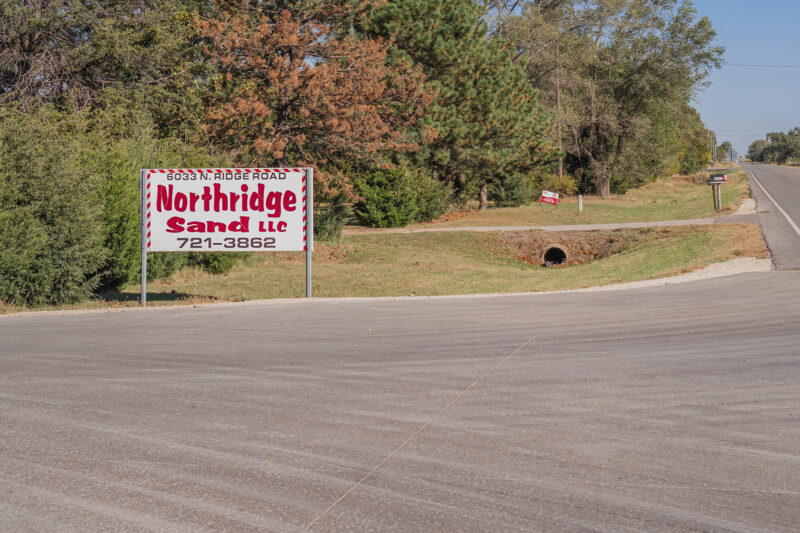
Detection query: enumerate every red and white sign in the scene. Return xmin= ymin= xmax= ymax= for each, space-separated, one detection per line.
xmin=540 ymin=190 xmax=559 ymax=206
xmin=143 ymin=168 xmax=309 ymax=252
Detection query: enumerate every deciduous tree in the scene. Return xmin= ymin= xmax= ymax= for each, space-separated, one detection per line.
xmin=503 ymin=0 xmax=723 ymax=195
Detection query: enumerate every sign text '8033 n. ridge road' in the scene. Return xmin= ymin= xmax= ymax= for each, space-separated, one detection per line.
xmin=143 ymin=168 xmax=310 ymax=252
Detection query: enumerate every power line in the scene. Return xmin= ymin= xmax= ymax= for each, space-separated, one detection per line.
xmin=728 ymin=63 xmax=800 ymax=68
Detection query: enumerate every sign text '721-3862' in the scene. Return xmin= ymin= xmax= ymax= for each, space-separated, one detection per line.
xmin=144 ymin=168 xmax=309 ymax=252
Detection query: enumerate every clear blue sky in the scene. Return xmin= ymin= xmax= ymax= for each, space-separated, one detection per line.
xmin=692 ymin=0 xmax=800 ymax=155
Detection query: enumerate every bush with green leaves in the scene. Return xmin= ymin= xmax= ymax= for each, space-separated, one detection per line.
xmin=146 ymin=253 xmax=188 ymax=280
xmin=187 ymin=252 xmax=242 ymax=275
xmin=538 ymin=173 xmax=579 ymax=197
xmin=409 ymin=171 xmax=450 ymax=222
xmin=315 ymin=192 xmax=352 ymax=242
xmin=0 ymin=106 xmax=108 ymax=305
xmin=354 ymin=168 xmax=419 ymax=228
xmin=85 ymin=99 xmax=231 ymax=289
xmin=490 ymin=174 xmax=536 ymax=207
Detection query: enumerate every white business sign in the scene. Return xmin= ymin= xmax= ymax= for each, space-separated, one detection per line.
xmin=143 ymin=168 xmax=309 ymax=252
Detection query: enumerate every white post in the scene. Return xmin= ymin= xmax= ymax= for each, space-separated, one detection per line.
xmin=578 ymin=194 xmax=583 ymax=213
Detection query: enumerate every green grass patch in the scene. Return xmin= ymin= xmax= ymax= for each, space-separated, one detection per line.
xmin=2 ymin=223 xmax=765 ymax=313
xmin=410 ymin=170 xmax=750 ymax=228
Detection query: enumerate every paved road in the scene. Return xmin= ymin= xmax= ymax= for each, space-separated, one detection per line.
xmin=742 ymin=163 xmax=800 ymax=269
xmin=2 ymin=272 xmax=800 ymax=531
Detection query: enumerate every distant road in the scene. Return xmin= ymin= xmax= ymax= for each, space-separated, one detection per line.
xmin=742 ymin=162 xmax=800 ymax=269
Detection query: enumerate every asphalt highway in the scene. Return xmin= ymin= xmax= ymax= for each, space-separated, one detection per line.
xmin=2 ymin=271 xmax=800 ymax=531
xmin=742 ymin=162 xmax=800 ymax=269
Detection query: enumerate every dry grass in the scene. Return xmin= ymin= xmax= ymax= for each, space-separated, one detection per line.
xmin=2 ymin=223 xmax=767 ymax=314
xmin=402 ymin=170 xmax=751 ymax=229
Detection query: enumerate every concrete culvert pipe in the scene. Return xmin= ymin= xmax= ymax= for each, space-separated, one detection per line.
xmin=543 ymin=246 xmax=567 ymax=266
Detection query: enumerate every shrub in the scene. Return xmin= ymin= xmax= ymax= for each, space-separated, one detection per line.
xmin=0 ymin=106 xmax=108 ymax=305
xmin=490 ymin=174 xmax=536 ymax=207
xmin=315 ymin=192 xmax=352 ymax=242
xmin=538 ymin=173 xmax=579 ymax=197
xmin=354 ymin=168 xmax=419 ymax=227
xmin=409 ymin=171 xmax=450 ymax=222
xmin=147 ymin=253 xmax=187 ymax=280
xmin=0 ymin=208 xmax=48 ymax=305
xmin=187 ymin=252 xmax=241 ymax=275
xmin=84 ymin=100 xmax=232 ymax=289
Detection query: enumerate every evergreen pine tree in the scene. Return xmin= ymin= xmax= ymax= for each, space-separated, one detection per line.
xmin=360 ymin=0 xmax=556 ymax=208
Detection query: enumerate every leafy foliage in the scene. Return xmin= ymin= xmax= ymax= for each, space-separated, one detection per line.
xmin=748 ymin=130 xmax=800 ymax=164
xmin=539 ymin=173 xmax=579 ymax=197
xmin=747 ymin=139 xmax=769 ymax=162
xmin=0 ymin=0 xmax=730 ymax=306
xmin=490 ymin=174 xmax=536 ymax=207
xmin=360 ymin=0 xmax=556 ymax=207
xmin=717 ymin=141 xmax=734 ymax=161
xmin=147 ymin=253 xmax=187 ymax=281
xmin=198 ymin=3 xmax=432 ymax=196
xmin=409 ymin=171 xmax=450 ymax=222
xmin=0 ymin=106 xmax=107 ymax=305
xmin=82 ymin=98 xmax=230 ymax=289
xmin=187 ymin=253 xmax=241 ymax=275
xmin=502 ymin=0 xmax=723 ymax=195
xmin=315 ymin=193 xmax=353 ymax=242
xmin=354 ymin=168 xmax=420 ymax=228
xmin=0 ymin=1 xmax=206 ymax=135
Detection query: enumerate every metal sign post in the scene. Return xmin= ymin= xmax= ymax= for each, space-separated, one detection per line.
xmin=305 ymin=167 xmax=313 ymax=298
xmin=139 ymin=167 xmax=313 ymax=307
xmin=140 ymin=170 xmax=147 ymax=307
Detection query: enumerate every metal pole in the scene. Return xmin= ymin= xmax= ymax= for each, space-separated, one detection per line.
xmin=140 ymin=170 xmax=147 ymax=307
xmin=717 ymin=183 xmax=722 ymax=211
xmin=305 ymin=168 xmax=314 ymax=298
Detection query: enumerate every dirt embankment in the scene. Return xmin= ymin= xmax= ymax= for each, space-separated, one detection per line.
xmin=502 ymin=229 xmax=654 ymax=266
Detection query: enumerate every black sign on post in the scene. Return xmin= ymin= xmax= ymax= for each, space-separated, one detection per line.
xmin=708 ymin=173 xmax=727 ymax=185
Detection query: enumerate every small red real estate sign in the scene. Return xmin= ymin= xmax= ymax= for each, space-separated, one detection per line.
xmin=540 ymin=190 xmax=559 ymax=206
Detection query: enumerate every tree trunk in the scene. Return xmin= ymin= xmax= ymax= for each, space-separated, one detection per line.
xmin=479 ymin=177 xmax=488 ymax=210
xmin=456 ymin=172 xmax=466 ymax=192
xmin=598 ymin=175 xmax=611 ymax=197
xmin=556 ymin=42 xmax=563 ymax=179
xmin=600 ymin=133 xmax=625 ymax=198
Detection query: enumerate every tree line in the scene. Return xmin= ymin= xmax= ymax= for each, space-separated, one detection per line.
xmin=0 ymin=0 xmax=723 ymax=305
xmin=747 ymin=129 xmax=800 ymax=164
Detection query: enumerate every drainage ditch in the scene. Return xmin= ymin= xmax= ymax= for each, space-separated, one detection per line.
xmin=502 ymin=229 xmax=644 ymax=267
